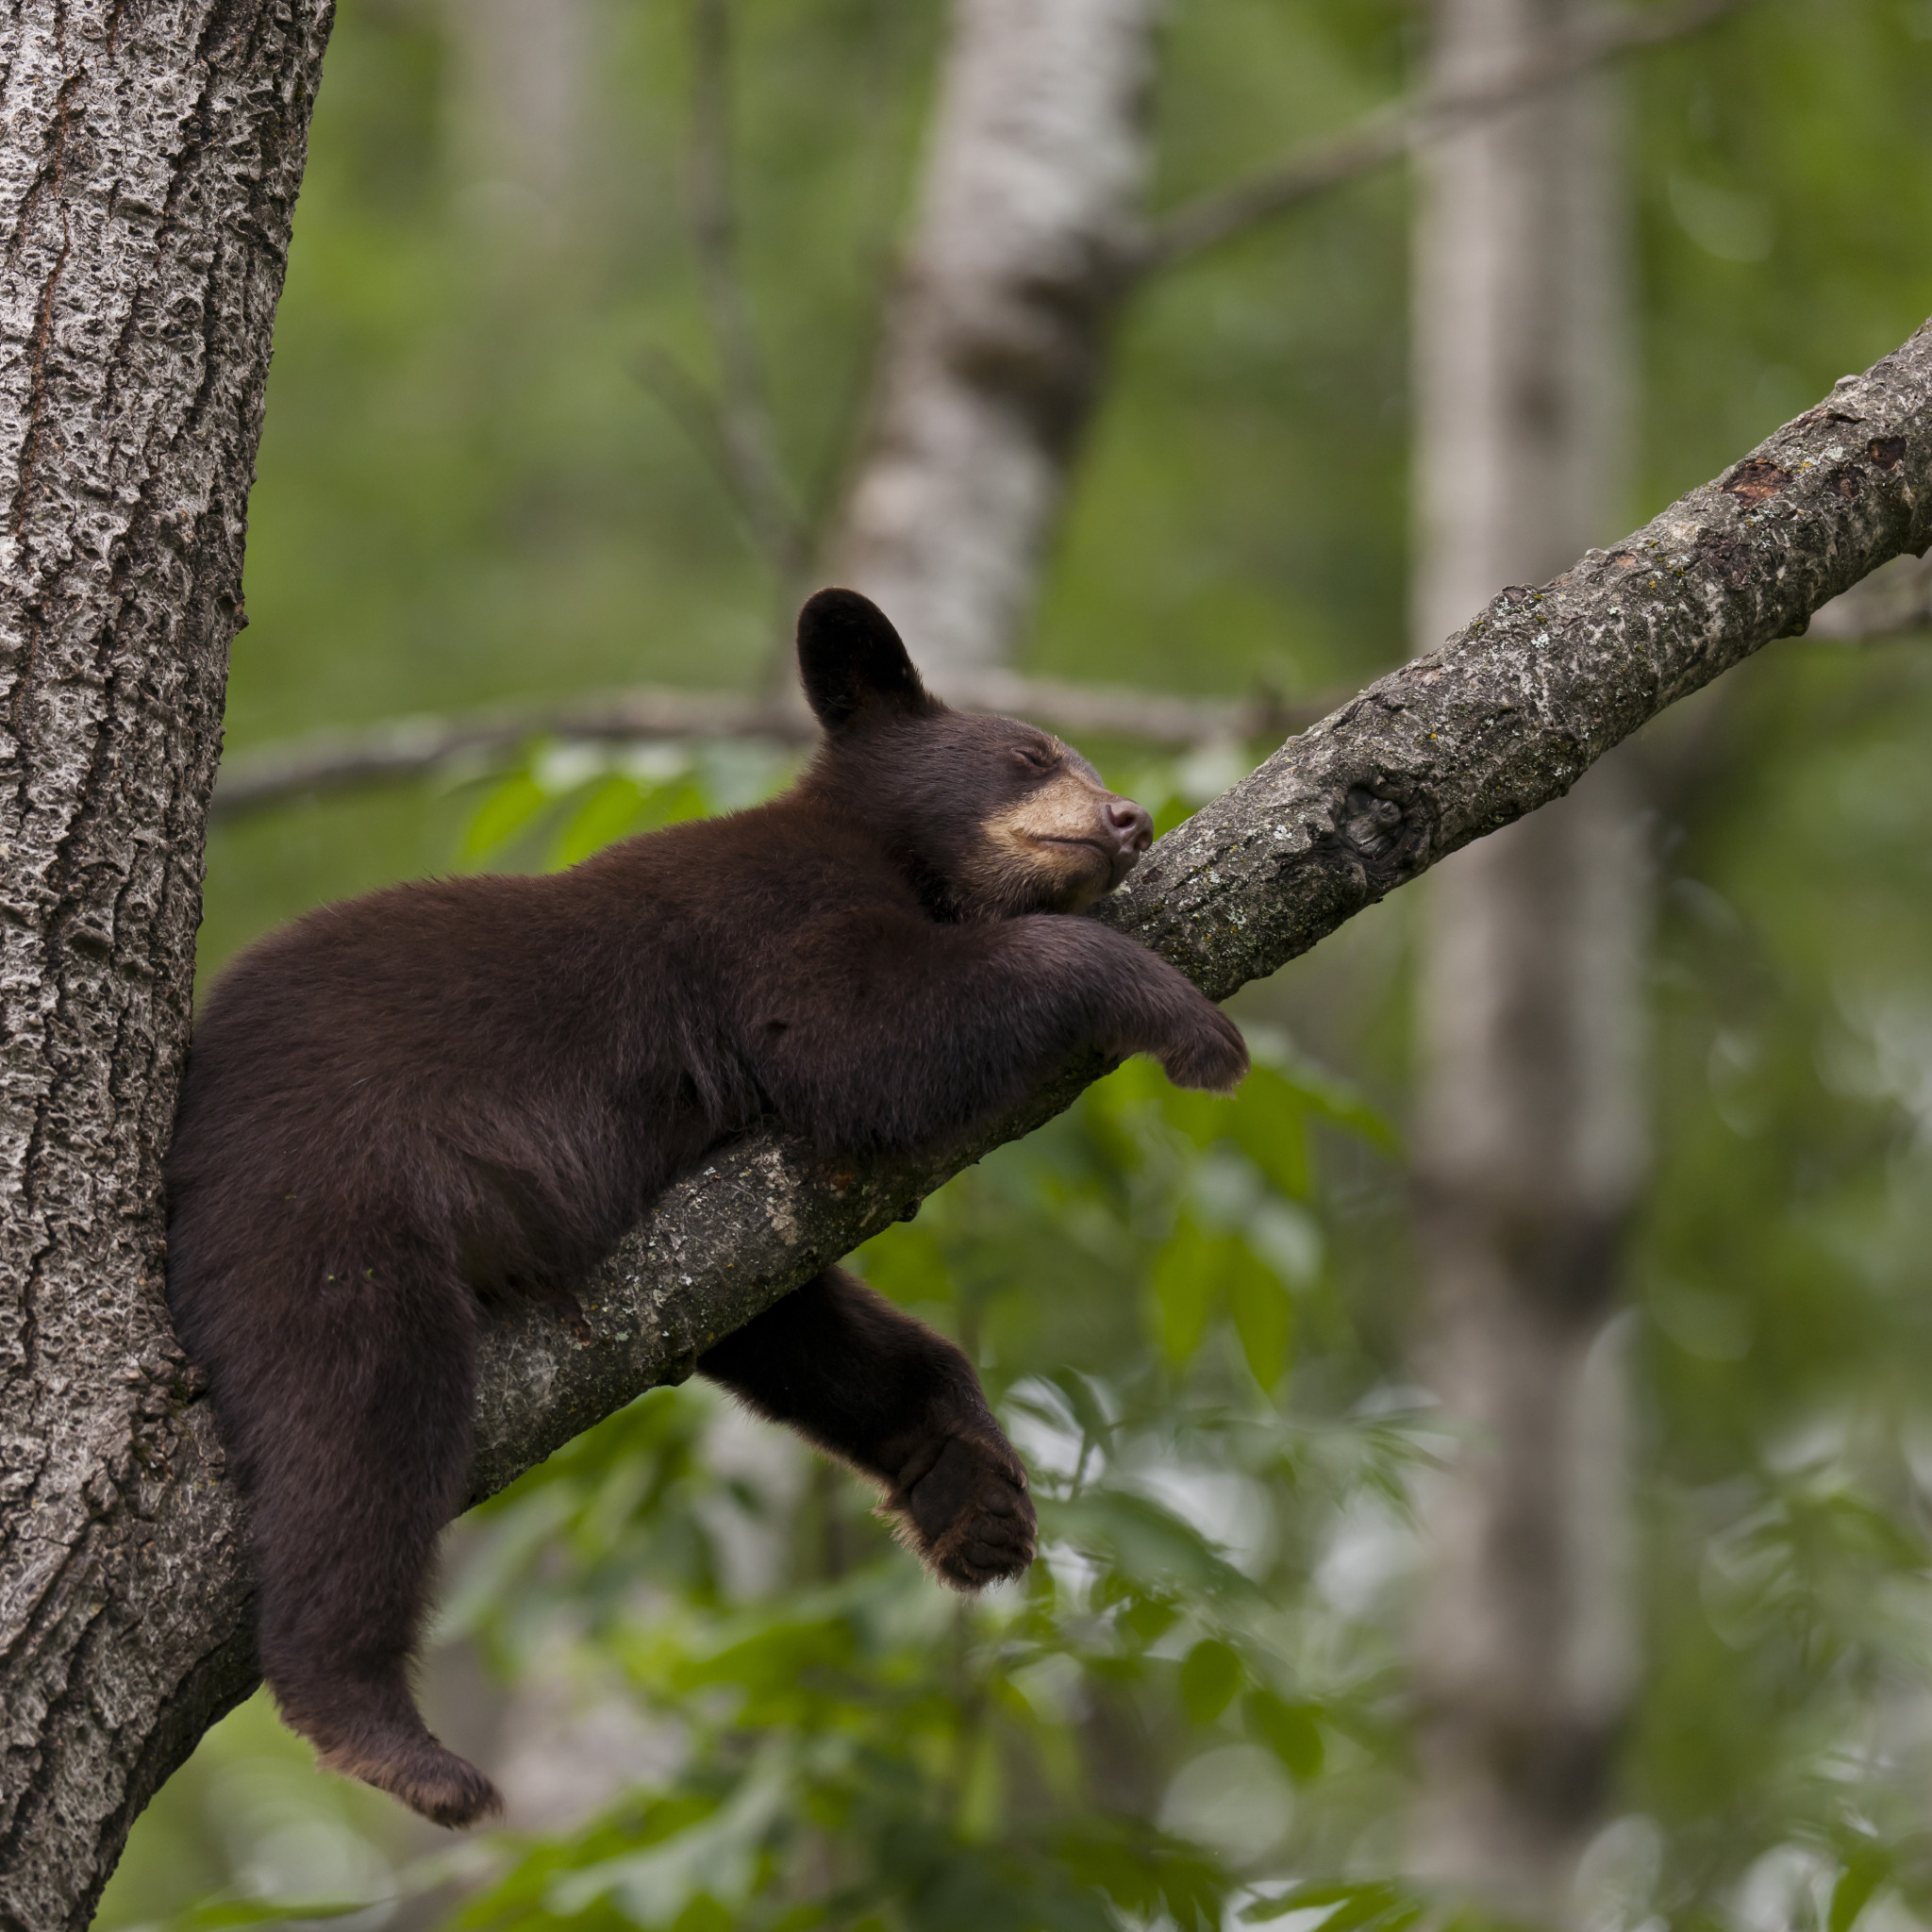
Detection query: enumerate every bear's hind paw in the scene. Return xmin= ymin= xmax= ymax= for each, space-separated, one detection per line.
xmin=886 ymin=1430 xmax=1038 ymax=1591
xmin=320 ymin=1732 xmax=504 ymax=1830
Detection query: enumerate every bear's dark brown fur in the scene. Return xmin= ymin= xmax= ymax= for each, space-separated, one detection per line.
xmin=164 ymin=590 xmax=1248 ymax=1826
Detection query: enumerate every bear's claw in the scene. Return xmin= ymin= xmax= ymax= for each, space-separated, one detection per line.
xmin=889 ymin=1430 xmax=1038 ymax=1590
xmin=318 ymin=1731 xmax=504 ymax=1830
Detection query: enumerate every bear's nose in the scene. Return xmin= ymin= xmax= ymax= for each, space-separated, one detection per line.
xmin=1105 ymin=796 xmax=1154 ymax=854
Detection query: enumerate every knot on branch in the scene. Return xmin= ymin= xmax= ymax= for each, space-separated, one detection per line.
xmin=1695 ymin=526 xmax=1757 ymax=593
xmin=1720 ymin=456 xmax=1792 ymax=505
xmin=1308 ymin=779 xmax=1437 ymax=910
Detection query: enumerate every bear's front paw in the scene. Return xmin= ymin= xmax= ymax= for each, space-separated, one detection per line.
xmin=1158 ymin=1002 xmax=1250 ymax=1095
xmin=886 ymin=1429 xmax=1037 ymax=1591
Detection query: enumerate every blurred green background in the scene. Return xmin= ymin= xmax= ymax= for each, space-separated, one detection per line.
xmin=97 ymin=0 xmax=1932 ymax=1926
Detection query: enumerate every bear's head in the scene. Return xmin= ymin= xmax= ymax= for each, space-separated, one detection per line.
xmin=796 ymin=588 xmax=1155 ymax=921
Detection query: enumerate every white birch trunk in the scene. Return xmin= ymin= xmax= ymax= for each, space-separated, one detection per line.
xmin=826 ymin=0 xmax=1166 ymax=674
xmin=444 ymin=0 xmax=594 ymax=217
xmin=1407 ymin=0 xmax=1643 ymax=1916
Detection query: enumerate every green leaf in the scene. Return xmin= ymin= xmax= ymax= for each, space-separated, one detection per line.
xmin=162 ymin=1900 xmax=378 ymax=1929
xmin=1243 ymin=1880 xmax=1417 ymax=1927
xmin=459 ymin=767 xmax=550 ymax=862
xmin=1119 ymin=1589 xmax=1180 ymax=1647
xmin=852 ymin=1221 xmax=953 ymax=1308
xmin=1229 ymin=1066 xmax=1313 ymax=1198
xmin=1047 ymin=1368 xmax=1117 ymax=1457
xmin=1058 ymin=1820 xmax=1229 ymax=1931
xmin=1151 ymin=1215 xmax=1224 ymax=1366
xmin=549 ymin=773 xmax=647 ymax=866
xmin=547 ymin=1750 xmax=791 ymax=1920
xmin=1245 ymin=1035 xmax=1399 ymax=1156
xmin=1152 ymin=1213 xmax=1296 ymax=1383
xmin=1178 ymin=1639 xmax=1243 ymax=1723
xmin=1039 ymin=1491 xmax=1257 ymax=1600
xmin=1831 ymin=1849 xmax=1891 ymax=1932
xmin=633 ymin=774 xmax=711 ymax=834
xmin=1158 ymin=1085 xmax=1242 ymax=1150
xmin=1225 ymin=1246 xmax=1294 ymax=1389
xmin=1245 ymin=1689 xmax=1324 ymax=1780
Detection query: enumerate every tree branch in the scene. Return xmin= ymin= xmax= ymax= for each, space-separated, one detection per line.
xmin=464 ymin=321 xmax=1932 ymax=1494
xmin=207 ymin=675 xmax=1333 ymax=818
xmin=1133 ymin=0 xmax=1757 ymax=275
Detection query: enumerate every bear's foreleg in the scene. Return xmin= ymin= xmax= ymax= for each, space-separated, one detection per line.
xmin=697 ymin=1268 xmax=1036 ymax=1589
xmin=757 ymin=910 xmax=1249 ymax=1158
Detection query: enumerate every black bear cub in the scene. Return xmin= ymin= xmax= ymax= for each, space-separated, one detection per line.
xmin=165 ymin=589 xmax=1248 ymax=1827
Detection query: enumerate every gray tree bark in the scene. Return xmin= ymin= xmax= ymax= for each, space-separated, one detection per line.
xmin=0 ymin=3 xmax=334 ymax=1926
xmin=825 ymin=0 xmax=1165 ymax=673
xmin=1406 ymin=3 xmax=1643 ymax=1917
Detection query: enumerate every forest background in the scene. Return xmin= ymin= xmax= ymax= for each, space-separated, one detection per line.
xmin=89 ymin=0 xmax=1932 ymax=1927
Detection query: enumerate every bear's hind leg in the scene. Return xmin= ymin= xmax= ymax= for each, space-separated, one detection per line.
xmin=697 ymin=1268 xmax=1036 ymax=1589
xmin=234 ymin=1262 xmax=502 ymax=1827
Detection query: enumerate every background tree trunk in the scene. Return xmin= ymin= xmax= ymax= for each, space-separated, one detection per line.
xmin=1406 ymin=0 xmax=1643 ymax=1917
xmin=444 ymin=0 xmax=594 ymax=221
xmin=0 ymin=5 xmax=332 ymax=1924
xmin=825 ymin=0 xmax=1166 ymax=673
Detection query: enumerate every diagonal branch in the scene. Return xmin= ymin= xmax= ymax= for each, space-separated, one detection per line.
xmin=465 ymin=323 xmax=1932 ymax=1497
xmin=1133 ymin=0 xmax=1757 ymax=275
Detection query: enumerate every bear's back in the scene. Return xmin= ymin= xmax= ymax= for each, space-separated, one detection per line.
xmin=165 ymin=792 xmax=925 ymax=1304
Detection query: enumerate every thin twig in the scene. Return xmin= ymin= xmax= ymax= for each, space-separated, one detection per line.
xmin=208 ymin=673 xmax=1340 ymax=821
xmin=632 ymin=344 xmax=750 ymax=513
xmin=1134 ymin=0 xmax=1757 ymax=275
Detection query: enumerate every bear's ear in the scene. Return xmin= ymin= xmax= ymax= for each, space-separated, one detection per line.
xmin=796 ymin=588 xmax=934 ymax=732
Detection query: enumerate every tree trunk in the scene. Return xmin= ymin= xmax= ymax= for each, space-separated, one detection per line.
xmin=443 ymin=0 xmax=593 ymax=221
xmin=1406 ymin=0 xmax=1642 ymax=1916
xmin=0 ymin=5 xmax=333 ymax=1924
xmin=825 ymin=0 xmax=1165 ymax=673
